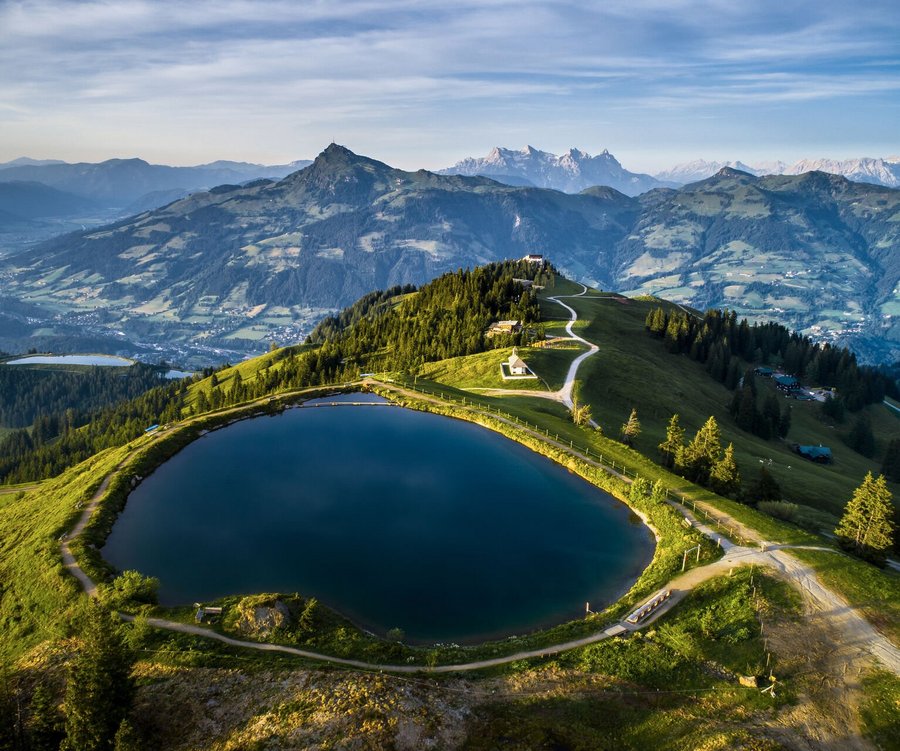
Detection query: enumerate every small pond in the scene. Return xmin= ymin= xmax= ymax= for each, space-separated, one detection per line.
xmin=5 ymin=354 xmax=134 ymax=366
xmin=103 ymin=398 xmax=654 ymax=644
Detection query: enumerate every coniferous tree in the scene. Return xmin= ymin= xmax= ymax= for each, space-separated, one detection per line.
xmin=112 ymin=719 xmax=142 ymax=751
xmin=649 ymin=479 xmax=668 ymax=503
xmin=298 ymin=597 xmax=319 ymax=635
xmin=679 ymin=416 xmax=723 ymax=483
xmin=761 ymin=393 xmax=781 ymax=439
xmin=752 ymin=466 xmax=782 ymax=503
xmin=62 ymin=603 xmax=134 ymax=751
xmin=777 ymin=404 xmax=792 ymax=439
xmin=620 ymin=408 xmax=641 ymax=447
xmin=28 ymin=681 xmax=64 ymax=751
xmin=0 ymin=664 xmax=25 ymax=751
xmin=844 ymin=415 xmax=875 ymax=458
xmin=658 ymin=413 xmax=684 ymax=468
xmin=881 ymin=438 xmax=900 ymax=483
xmin=709 ymin=443 xmax=741 ymax=497
xmin=835 ymin=472 xmax=896 ymax=565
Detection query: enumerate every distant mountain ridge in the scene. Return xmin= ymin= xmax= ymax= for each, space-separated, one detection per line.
xmin=657 ymin=156 xmax=900 ymax=187
xmin=440 ymin=146 xmax=674 ymax=196
xmin=0 ymin=156 xmax=313 ymax=207
xmin=1 ymin=145 xmax=898 ymax=365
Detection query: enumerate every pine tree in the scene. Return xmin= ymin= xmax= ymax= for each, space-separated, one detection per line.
xmin=679 ymin=416 xmax=723 ymax=483
xmin=777 ymin=404 xmax=792 ymax=439
xmin=28 ymin=681 xmax=64 ymax=751
xmin=112 ymin=719 xmax=142 ymax=751
xmin=649 ymin=479 xmax=667 ymax=504
xmin=658 ymin=414 xmax=684 ymax=468
xmin=752 ymin=466 xmax=782 ymax=503
xmin=834 ymin=473 xmax=896 ymax=565
xmin=881 ymin=438 xmax=900 ymax=483
xmin=62 ymin=603 xmax=134 ymax=751
xmin=298 ymin=597 xmax=319 ymax=635
xmin=570 ymin=397 xmax=593 ymax=428
xmin=620 ymin=408 xmax=641 ymax=447
xmin=709 ymin=443 xmax=741 ymax=497
xmin=845 ymin=415 xmax=875 ymax=458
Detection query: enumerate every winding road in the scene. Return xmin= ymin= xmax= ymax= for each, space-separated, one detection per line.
xmin=54 ymin=287 xmax=900 ymax=676
xmin=476 ymin=284 xmax=599 ymax=405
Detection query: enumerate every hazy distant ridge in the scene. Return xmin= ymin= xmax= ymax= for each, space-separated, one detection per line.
xmin=657 ymin=156 xmax=900 ymax=187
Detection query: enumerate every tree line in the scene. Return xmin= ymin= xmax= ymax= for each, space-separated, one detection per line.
xmin=0 ymin=380 xmax=185 ymax=484
xmin=645 ymin=306 xmax=897 ymax=411
xmin=0 ymin=363 xmax=166 ymax=432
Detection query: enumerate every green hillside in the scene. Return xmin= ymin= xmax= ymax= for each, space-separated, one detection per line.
xmin=1 ymin=264 xmax=898 ymax=750
xmin=562 ymin=294 xmax=898 ymax=520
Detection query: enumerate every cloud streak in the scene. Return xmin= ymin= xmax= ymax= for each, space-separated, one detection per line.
xmin=0 ymin=0 xmax=897 ymax=169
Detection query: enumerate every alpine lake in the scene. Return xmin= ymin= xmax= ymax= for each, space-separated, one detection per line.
xmin=103 ymin=394 xmax=655 ymax=645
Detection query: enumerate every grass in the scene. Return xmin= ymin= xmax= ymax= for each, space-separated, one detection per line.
xmin=0 ymin=445 xmax=131 ymax=661
xmin=561 ymin=292 xmax=900 ymax=518
xmin=859 ymin=669 xmax=900 ymax=751
xmin=418 ymin=343 xmax=583 ymax=392
xmin=463 ymin=570 xmax=799 ymax=751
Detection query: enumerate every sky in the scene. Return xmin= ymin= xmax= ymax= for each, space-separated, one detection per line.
xmin=0 ymin=0 xmax=898 ymax=173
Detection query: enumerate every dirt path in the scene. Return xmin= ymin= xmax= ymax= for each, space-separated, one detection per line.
xmin=548 ymin=285 xmax=599 ymax=409
xmin=476 ymin=284 xmax=598 ymax=407
xmin=56 ymin=378 xmax=900 ymax=676
xmin=0 ymin=483 xmax=39 ymax=496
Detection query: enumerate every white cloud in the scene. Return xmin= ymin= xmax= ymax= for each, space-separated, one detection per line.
xmin=0 ymin=0 xmax=897 ymax=168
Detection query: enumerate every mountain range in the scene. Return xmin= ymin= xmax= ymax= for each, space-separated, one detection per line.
xmin=439 ymin=146 xmax=673 ymax=195
xmin=0 ymin=156 xmax=313 ymax=254
xmin=440 ymin=147 xmax=900 ymax=193
xmin=657 ymin=156 xmax=900 ymax=187
xmin=0 ymin=156 xmax=313 ymax=208
xmin=1 ymin=145 xmax=898 ymax=365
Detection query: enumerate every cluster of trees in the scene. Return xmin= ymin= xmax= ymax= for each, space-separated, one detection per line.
xmin=190 ymin=261 xmax=546 ymax=414
xmin=658 ymin=414 xmax=741 ymax=497
xmin=0 ymin=381 xmax=185 ymax=484
xmin=308 ymin=260 xmax=544 ymax=364
xmin=645 ymin=306 xmax=897 ymax=410
xmin=1 ymin=603 xmax=140 ymax=751
xmin=0 ymin=364 xmax=165 ymax=430
xmin=728 ymin=369 xmax=791 ymax=440
xmin=882 ymin=439 xmax=900 ymax=482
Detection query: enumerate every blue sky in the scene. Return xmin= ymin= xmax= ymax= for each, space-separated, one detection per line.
xmin=0 ymin=0 xmax=898 ymax=172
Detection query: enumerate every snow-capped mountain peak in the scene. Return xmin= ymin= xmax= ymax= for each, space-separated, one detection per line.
xmin=656 ymin=156 xmax=900 ymax=187
xmin=440 ymin=146 xmax=667 ymax=195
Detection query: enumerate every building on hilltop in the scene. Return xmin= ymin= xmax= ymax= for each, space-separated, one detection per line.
xmin=487 ymin=319 xmax=522 ymax=337
xmin=500 ymin=347 xmax=538 ymax=380
xmin=522 ymin=254 xmax=544 ymax=265
xmin=508 ymin=348 xmax=528 ymax=375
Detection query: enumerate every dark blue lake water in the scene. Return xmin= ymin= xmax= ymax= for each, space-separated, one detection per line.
xmin=103 ymin=400 xmax=654 ymax=644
